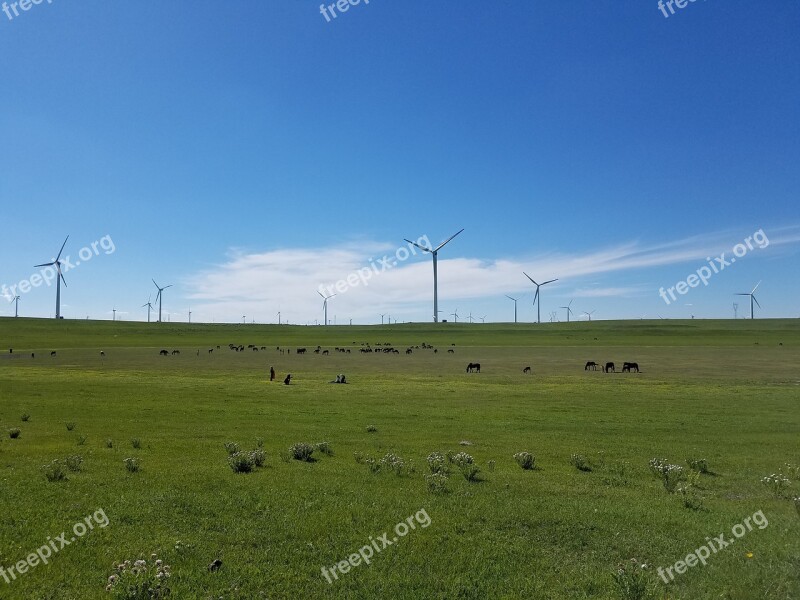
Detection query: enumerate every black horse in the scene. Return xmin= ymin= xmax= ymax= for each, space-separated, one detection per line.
xmin=604 ymin=362 xmax=615 ymax=373
xmin=622 ymin=362 xmax=640 ymax=373
xmin=585 ymin=361 xmax=597 ymax=371
xmin=466 ymin=363 xmax=481 ymax=373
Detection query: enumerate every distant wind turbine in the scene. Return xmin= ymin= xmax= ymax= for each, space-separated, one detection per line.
xmin=450 ymin=309 xmax=459 ymax=323
xmin=142 ymin=297 xmax=154 ymax=323
xmin=732 ymin=302 xmax=739 ymax=320
xmin=735 ymin=281 xmax=762 ymax=319
xmin=560 ymin=299 xmax=575 ymax=323
xmin=12 ymin=295 xmax=20 ymax=318
xmin=404 ymin=229 xmax=464 ymax=323
xmin=505 ymin=295 xmax=519 ymax=323
xmin=318 ymin=291 xmax=335 ymax=326
xmin=152 ymin=280 xmax=173 ymax=323
xmin=582 ymin=310 xmax=596 ymax=321
xmin=523 ymin=273 xmax=558 ymax=324
xmin=34 ymin=235 xmax=69 ymax=319
xmin=480 ymin=315 xmax=487 ymax=323
xmin=467 ymin=312 xmax=474 ymax=324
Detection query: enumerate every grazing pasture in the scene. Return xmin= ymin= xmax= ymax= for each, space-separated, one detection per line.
xmin=0 ymin=318 xmax=798 ymax=599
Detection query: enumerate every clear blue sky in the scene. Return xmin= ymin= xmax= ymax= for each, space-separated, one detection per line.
xmin=1 ymin=1 xmax=798 ymax=323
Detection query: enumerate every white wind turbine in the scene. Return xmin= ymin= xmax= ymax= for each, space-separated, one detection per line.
xmin=505 ymin=295 xmax=519 ymax=323
xmin=318 ymin=291 xmax=335 ymax=326
xmin=152 ymin=279 xmax=173 ymax=323
xmin=560 ymin=299 xmax=575 ymax=323
xmin=735 ymin=281 xmax=762 ymax=319
xmin=34 ymin=235 xmax=69 ymax=319
xmin=404 ymin=229 xmax=464 ymax=323
xmin=142 ymin=297 xmax=154 ymax=323
xmin=523 ymin=273 xmax=558 ymax=324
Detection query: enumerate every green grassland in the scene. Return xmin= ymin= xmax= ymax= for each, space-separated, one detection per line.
xmin=0 ymin=318 xmax=798 ymax=599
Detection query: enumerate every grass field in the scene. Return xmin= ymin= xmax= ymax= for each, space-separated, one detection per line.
xmin=0 ymin=317 xmax=798 ymax=599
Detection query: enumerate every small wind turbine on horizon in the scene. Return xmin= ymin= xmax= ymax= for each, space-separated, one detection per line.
xmin=112 ymin=308 xmax=116 ymax=321
xmin=480 ymin=315 xmax=487 ymax=323
xmin=467 ymin=312 xmax=474 ymax=324
xmin=733 ymin=302 xmax=739 ymax=319
xmin=318 ymin=291 xmax=335 ymax=326
xmin=582 ymin=310 xmax=596 ymax=321
xmin=735 ymin=281 xmax=762 ymax=319
xmin=404 ymin=228 xmax=464 ymax=323
xmin=450 ymin=309 xmax=459 ymax=323
xmin=12 ymin=295 xmax=20 ymax=318
xmin=505 ymin=295 xmax=519 ymax=323
xmin=523 ymin=273 xmax=558 ymax=324
xmin=560 ymin=299 xmax=575 ymax=323
xmin=142 ymin=297 xmax=154 ymax=323
xmin=34 ymin=235 xmax=69 ymax=319
xmin=152 ymin=279 xmax=173 ymax=323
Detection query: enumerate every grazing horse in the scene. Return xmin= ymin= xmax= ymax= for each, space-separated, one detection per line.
xmin=448 ymin=349 xmax=455 ymax=354
xmin=622 ymin=362 xmax=640 ymax=373
xmin=159 ymin=349 xmax=169 ymax=356
xmin=406 ymin=349 xmax=412 ymax=354
xmin=584 ymin=361 xmax=597 ymax=371
xmin=466 ymin=363 xmax=481 ymax=373
xmin=50 ymin=351 xmax=57 ymax=357
xmin=523 ymin=366 xmax=531 ymax=374
xmin=208 ymin=349 xmax=214 ymax=354
xmin=172 ymin=350 xmax=180 ymax=355
xmin=322 ymin=350 xmax=329 ymax=355
xmin=100 ymin=351 xmax=105 ymax=357
xmin=604 ymin=362 xmax=615 ymax=373
xmin=270 ymin=367 xmax=275 ymax=382
xmin=296 ymin=348 xmax=306 ymax=355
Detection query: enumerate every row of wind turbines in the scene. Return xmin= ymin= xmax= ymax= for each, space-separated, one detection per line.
xmin=23 ymin=233 xmax=767 ymax=323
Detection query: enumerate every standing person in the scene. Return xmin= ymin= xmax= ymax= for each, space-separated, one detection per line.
xmin=270 ymin=366 xmax=275 ymax=382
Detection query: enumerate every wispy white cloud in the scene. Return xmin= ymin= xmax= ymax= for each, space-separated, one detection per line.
xmin=182 ymin=226 xmax=800 ymax=323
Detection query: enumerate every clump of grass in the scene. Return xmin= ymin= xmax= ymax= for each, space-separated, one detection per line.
xmin=451 ymin=451 xmax=480 ymax=481
xmin=77 ymin=435 xmax=87 ymax=446
xmin=249 ymin=448 xmax=266 ymax=468
xmin=255 ymin=437 xmax=264 ymax=448
xmin=366 ymin=425 xmax=377 ymax=433
xmin=381 ymin=452 xmax=407 ymax=476
xmin=678 ymin=485 xmax=704 ymax=511
xmin=602 ymin=461 xmax=631 ymax=487
xmin=21 ymin=413 xmax=30 ymax=422
xmin=611 ymin=558 xmax=653 ymax=600
xmin=686 ymin=457 xmax=709 ymax=474
xmin=123 ymin=457 xmax=140 ymax=473
xmin=223 ymin=441 xmax=240 ymax=456
xmin=65 ymin=455 xmax=83 ymax=472
xmin=487 ymin=459 xmax=496 ymax=472
xmin=8 ymin=428 xmax=20 ymax=439
xmin=106 ymin=439 xmax=114 ymax=449
xmin=43 ymin=459 xmax=67 ymax=482
xmin=289 ymin=442 xmax=315 ymax=462
xmin=761 ymin=473 xmax=790 ymax=498
xmin=649 ymin=458 xmax=685 ymax=493
xmin=228 ymin=451 xmax=254 ymax=473
xmin=785 ymin=463 xmax=800 ymax=478
xmin=106 ymin=554 xmax=171 ymax=597
xmin=425 ymin=472 xmax=449 ymax=494
xmin=131 ymin=438 xmax=142 ymax=449
xmin=570 ymin=454 xmax=592 ymax=472
xmin=353 ymin=451 xmax=364 ymax=464
xmin=514 ymin=451 xmax=535 ymax=470
xmin=315 ymin=441 xmax=333 ymax=456
xmin=794 ymin=496 xmax=800 ymax=517
xmin=365 ymin=456 xmax=381 ymax=473
xmin=65 ymin=422 xmax=76 ymax=431
xmin=426 ymin=452 xmax=449 ymax=475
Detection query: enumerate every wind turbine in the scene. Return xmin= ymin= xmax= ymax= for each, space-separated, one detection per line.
xmin=152 ymin=280 xmax=173 ymax=323
xmin=318 ymin=291 xmax=335 ymax=326
xmin=560 ymin=299 xmax=575 ymax=323
xmin=480 ymin=315 xmax=487 ymax=323
xmin=404 ymin=229 xmax=464 ymax=323
xmin=732 ymin=302 xmax=739 ymax=320
xmin=12 ymin=295 xmax=20 ymax=317
xmin=34 ymin=235 xmax=69 ymax=319
xmin=522 ymin=273 xmax=558 ymax=324
xmin=582 ymin=310 xmax=596 ymax=321
xmin=380 ymin=313 xmax=386 ymax=325
xmin=735 ymin=281 xmax=762 ymax=319
xmin=142 ymin=297 xmax=154 ymax=323
xmin=467 ymin=312 xmax=474 ymax=324
xmin=112 ymin=308 xmax=116 ymax=321
xmin=450 ymin=309 xmax=459 ymax=323
xmin=188 ymin=309 xmax=192 ymax=323
xmin=277 ymin=311 xmax=281 ymax=325
xmin=505 ymin=295 xmax=519 ymax=323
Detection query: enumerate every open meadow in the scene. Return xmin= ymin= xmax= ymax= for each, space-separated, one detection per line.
xmin=0 ymin=318 xmax=798 ymax=599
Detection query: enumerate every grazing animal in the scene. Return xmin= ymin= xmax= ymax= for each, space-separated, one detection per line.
xmin=31 ymin=353 xmax=34 ymax=358
xmin=50 ymin=351 xmax=57 ymax=357
xmin=604 ymin=362 xmax=615 ymax=373
xmin=523 ymin=366 xmax=531 ymax=374
xmin=208 ymin=349 xmax=214 ymax=354
xmin=584 ymin=361 xmax=597 ymax=371
xmin=100 ymin=351 xmax=105 ymax=357
xmin=296 ymin=348 xmax=306 ymax=355
xmin=270 ymin=367 xmax=275 ymax=382
xmin=466 ymin=363 xmax=481 ymax=373
xmin=434 ymin=349 xmax=438 ymax=354
xmin=159 ymin=349 xmax=169 ymax=356
xmin=322 ymin=350 xmax=329 ymax=355
xmin=209 ymin=559 xmax=223 ymax=572
xmin=406 ymin=349 xmax=413 ymax=354
xmin=622 ymin=362 xmax=640 ymax=373
xmin=284 ymin=374 xmax=292 ymax=385
xmin=172 ymin=350 xmax=180 ymax=355
xmin=9 ymin=349 xmax=12 ymax=354
xmin=448 ymin=349 xmax=455 ymax=354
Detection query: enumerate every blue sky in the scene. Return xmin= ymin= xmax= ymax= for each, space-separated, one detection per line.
xmin=1 ymin=1 xmax=798 ymax=324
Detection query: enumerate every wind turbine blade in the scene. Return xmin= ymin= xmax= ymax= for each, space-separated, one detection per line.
xmin=568 ymin=299 xmax=573 ymax=307
xmin=34 ymin=262 xmax=55 ymax=268
xmin=318 ymin=291 xmax=325 ymax=299
xmin=404 ymin=238 xmax=432 ymax=253
xmin=434 ymin=228 xmax=464 ymax=252
xmin=55 ymin=236 xmax=69 ymax=262
xmin=60 ymin=273 xmax=67 ymax=287
xmin=734 ymin=293 xmax=749 ymax=296
xmin=753 ymin=296 xmax=762 ymax=308
xmin=751 ymin=280 xmax=761 ymax=294
xmin=152 ymin=279 xmax=160 ymax=289
xmin=522 ymin=272 xmax=538 ymax=285
xmin=532 ymin=288 xmax=539 ymax=306
xmin=164 ymin=285 xmax=173 ymax=290
xmin=541 ymin=278 xmax=559 ymax=286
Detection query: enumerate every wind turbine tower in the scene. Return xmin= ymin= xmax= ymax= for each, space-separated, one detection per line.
xmin=404 ymin=229 xmax=464 ymax=323
xmin=560 ymin=299 xmax=575 ymax=323
xmin=152 ymin=280 xmax=173 ymax=323
xmin=35 ymin=235 xmax=69 ymax=319
xmin=318 ymin=291 xmax=335 ymax=326
xmin=505 ymin=295 xmax=519 ymax=323
xmin=735 ymin=281 xmax=762 ymax=319
xmin=522 ymin=273 xmax=558 ymax=324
